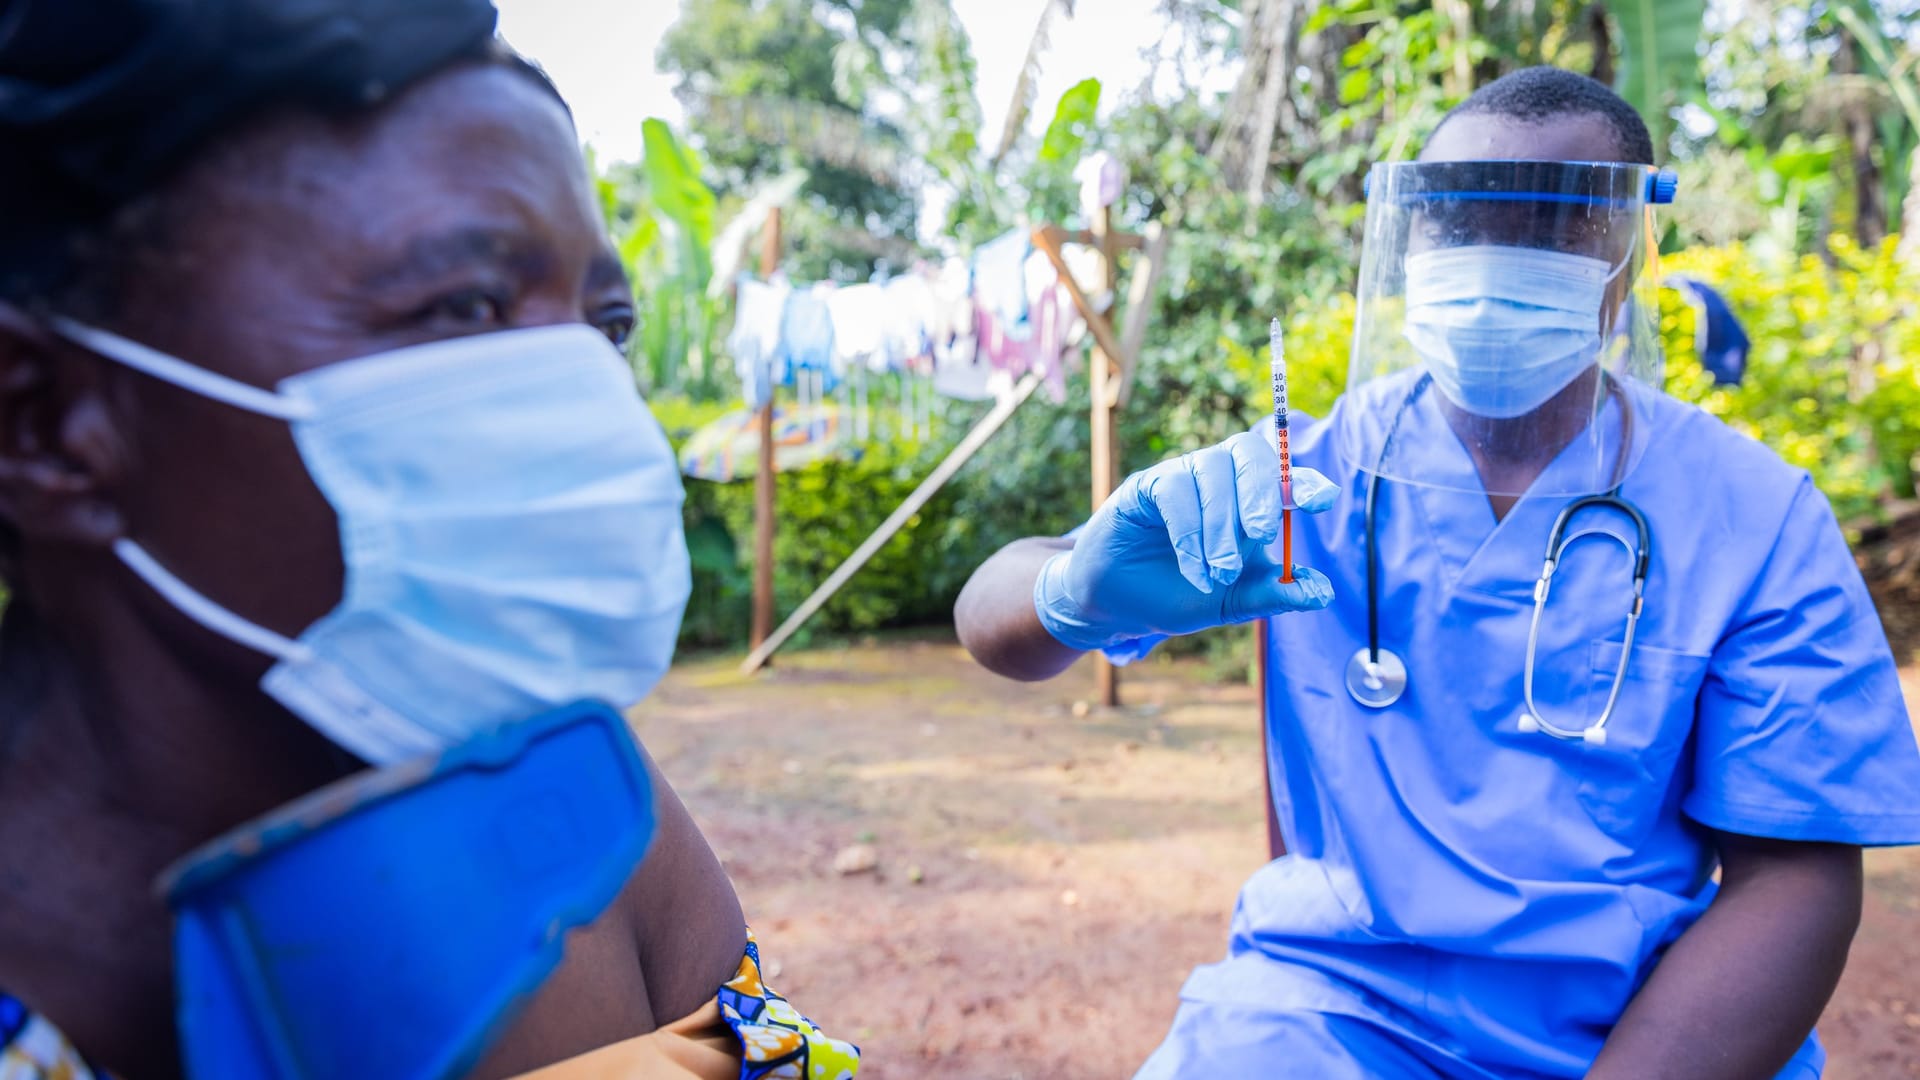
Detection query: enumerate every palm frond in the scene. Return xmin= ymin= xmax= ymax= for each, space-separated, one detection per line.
xmin=990 ymin=0 xmax=1077 ymax=169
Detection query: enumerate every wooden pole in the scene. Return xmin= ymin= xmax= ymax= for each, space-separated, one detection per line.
xmin=1030 ymin=227 xmax=1131 ymax=370
xmin=1031 ymin=219 xmax=1147 ymax=710
xmin=1253 ymin=618 xmax=1285 ymax=860
xmin=749 ymin=207 xmax=782 ymax=655
xmin=740 ymin=373 xmax=1044 ymax=675
xmin=1089 ymin=205 xmax=1120 ymax=709
xmin=1116 ymin=221 xmax=1168 ymax=407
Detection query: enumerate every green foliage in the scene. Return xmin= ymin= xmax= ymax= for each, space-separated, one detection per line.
xmin=659 ymin=0 xmax=925 ymax=280
xmin=906 ymin=0 xmax=987 ymax=185
xmin=1221 ymin=295 xmax=1358 ymax=424
xmin=1685 ymin=0 xmax=1920 ymax=251
xmin=1300 ymin=0 xmax=1483 ymax=194
xmin=1607 ymin=0 xmax=1709 ymax=157
xmin=1657 ymin=234 xmax=1920 ymax=522
xmin=672 ymin=435 xmax=976 ymax=649
xmin=1037 ymin=78 xmax=1101 ymax=165
xmin=623 ymin=121 xmax=720 ymax=395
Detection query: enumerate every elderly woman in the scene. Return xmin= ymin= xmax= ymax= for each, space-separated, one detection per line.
xmin=0 ymin=2 xmax=854 ymax=1077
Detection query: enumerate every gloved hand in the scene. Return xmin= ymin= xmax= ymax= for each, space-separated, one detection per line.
xmin=1035 ymin=426 xmax=1338 ymax=652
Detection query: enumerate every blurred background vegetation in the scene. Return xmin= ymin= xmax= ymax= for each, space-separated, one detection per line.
xmin=611 ymin=0 xmax=1920 ymax=663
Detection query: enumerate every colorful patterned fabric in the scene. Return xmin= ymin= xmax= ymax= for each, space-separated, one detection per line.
xmin=715 ymin=931 xmax=860 ymax=1080
xmin=0 ymin=995 xmax=104 ymax=1080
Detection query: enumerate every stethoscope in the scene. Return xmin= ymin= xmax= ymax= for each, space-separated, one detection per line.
xmin=1345 ymin=376 xmax=1652 ymax=747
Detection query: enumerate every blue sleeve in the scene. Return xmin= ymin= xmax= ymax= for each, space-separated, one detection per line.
xmin=1683 ymin=476 xmax=1920 ymax=845
xmin=1060 ymin=523 xmax=1168 ymax=666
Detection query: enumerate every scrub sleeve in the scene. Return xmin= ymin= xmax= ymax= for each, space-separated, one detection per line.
xmin=1683 ymin=476 xmax=1920 ymax=844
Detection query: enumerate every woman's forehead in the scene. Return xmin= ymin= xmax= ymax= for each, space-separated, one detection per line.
xmin=174 ymin=62 xmax=600 ymax=279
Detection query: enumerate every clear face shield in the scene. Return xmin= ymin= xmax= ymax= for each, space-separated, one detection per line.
xmin=1337 ymin=161 xmax=1678 ymax=497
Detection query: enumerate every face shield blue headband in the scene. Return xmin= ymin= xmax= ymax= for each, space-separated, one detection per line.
xmin=52 ymin=318 xmax=693 ymax=765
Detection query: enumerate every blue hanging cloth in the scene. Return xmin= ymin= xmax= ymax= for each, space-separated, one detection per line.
xmin=1668 ymin=276 xmax=1751 ymax=386
xmin=779 ymin=286 xmax=838 ymax=392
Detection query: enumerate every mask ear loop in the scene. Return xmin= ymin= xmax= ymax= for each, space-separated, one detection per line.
xmin=50 ymin=317 xmax=316 ymax=422
xmin=114 ymin=539 xmax=316 ymax=663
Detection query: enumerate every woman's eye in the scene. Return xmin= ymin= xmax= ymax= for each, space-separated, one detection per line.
xmin=424 ymin=288 xmax=508 ymax=329
xmin=595 ymin=310 xmax=636 ymax=349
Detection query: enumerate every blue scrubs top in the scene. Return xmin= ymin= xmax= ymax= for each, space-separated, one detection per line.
xmin=1105 ymin=384 xmax=1920 ymax=1078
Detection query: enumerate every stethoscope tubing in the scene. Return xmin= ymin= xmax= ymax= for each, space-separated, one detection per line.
xmin=1352 ymin=376 xmax=1651 ymax=740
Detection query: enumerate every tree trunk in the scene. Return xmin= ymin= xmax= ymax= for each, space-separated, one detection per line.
xmin=1902 ymin=143 xmax=1920 ymax=265
xmin=1435 ymin=0 xmax=1475 ymax=98
xmin=1837 ymin=30 xmax=1888 ymax=248
xmin=1243 ymin=0 xmax=1297 ymax=206
xmin=1588 ymin=2 xmax=1615 ymax=87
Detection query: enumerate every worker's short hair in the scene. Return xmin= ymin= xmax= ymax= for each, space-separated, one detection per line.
xmin=1435 ymin=66 xmax=1656 ymax=166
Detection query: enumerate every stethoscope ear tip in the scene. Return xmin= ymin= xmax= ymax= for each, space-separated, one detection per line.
xmin=1517 ymin=711 xmax=1609 ymax=746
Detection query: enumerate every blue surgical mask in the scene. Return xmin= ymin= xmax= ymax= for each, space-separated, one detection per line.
xmin=54 ymin=320 xmax=692 ymax=765
xmin=1402 ymin=245 xmax=1617 ymax=419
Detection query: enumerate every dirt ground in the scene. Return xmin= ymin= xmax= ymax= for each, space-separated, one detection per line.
xmin=634 ymin=636 xmax=1920 ymax=1080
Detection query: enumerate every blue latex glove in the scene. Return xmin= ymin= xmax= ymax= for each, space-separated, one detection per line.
xmin=1035 ymin=427 xmax=1338 ymax=652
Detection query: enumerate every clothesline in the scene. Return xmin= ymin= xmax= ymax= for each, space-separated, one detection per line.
xmin=726 ymin=228 xmax=1112 ymax=414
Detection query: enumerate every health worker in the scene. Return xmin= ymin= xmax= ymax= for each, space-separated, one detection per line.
xmin=954 ymin=67 xmax=1920 ymax=1080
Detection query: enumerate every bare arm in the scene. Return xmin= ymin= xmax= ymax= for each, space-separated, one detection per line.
xmin=1588 ymin=833 xmax=1861 ymax=1080
xmin=954 ymin=435 xmax=1337 ymax=684
xmin=953 ymin=536 xmax=1081 ymax=682
xmin=474 ymin=744 xmax=747 ymax=1077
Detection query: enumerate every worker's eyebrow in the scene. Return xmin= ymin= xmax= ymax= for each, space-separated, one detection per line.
xmin=355 ymin=227 xmax=553 ymax=292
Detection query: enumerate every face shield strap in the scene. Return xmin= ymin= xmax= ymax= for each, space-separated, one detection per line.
xmin=1363 ymin=162 xmax=1679 ymax=206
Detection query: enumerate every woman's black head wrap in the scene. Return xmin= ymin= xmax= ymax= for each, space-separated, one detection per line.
xmin=0 ymin=0 xmax=501 ymax=300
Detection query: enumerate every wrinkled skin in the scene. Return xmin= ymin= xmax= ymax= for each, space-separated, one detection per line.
xmin=0 ymin=61 xmax=742 ymax=1079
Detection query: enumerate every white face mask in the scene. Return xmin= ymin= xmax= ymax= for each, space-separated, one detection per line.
xmin=1402 ymin=245 xmax=1619 ymax=419
xmin=55 ymin=319 xmax=692 ymax=765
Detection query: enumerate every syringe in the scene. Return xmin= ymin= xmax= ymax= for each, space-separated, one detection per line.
xmin=1270 ymin=318 xmax=1294 ymax=584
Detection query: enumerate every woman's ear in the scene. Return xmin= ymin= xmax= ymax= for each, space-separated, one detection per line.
xmin=0 ymin=303 xmax=128 ymax=548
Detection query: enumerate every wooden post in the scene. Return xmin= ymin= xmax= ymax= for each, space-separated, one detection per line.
xmin=749 ymin=208 xmax=782 ymax=655
xmin=1253 ymin=618 xmax=1285 ymax=860
xmin=1090 ymin=206 xmax=1121 ymax=708
xmin=740 ymin=373 xmax=1045 ymax=674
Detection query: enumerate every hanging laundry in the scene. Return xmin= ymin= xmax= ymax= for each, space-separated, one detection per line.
xmin=931 ymin=257 xmax=975 ymax=346
xmin=828 ymin=283 xmax=893 ymax=375
xmin=779 ymin=285 xmax=838 ymax=390
xmin=679 ymin=403 xmax=852 ymax=482
xmin=1668 ymin=276 xmax=1751 ymax=386
xmin=729 ymin=277 xmax=790 ymax=409
xmin=1075 ymin=151 xmax=1126 ymax=219
xmin=930 ymin=256 xmax=980 ymax=379
xmin=1028 ymin=283 xmax=1083 ymax=405
xmin=882 ymin=273 xmax=940 ymax=367
xmin=975 ymin=303 xmax=1034 ymax=384
xmin=972 ymin=229 xmax=1032 ymax=341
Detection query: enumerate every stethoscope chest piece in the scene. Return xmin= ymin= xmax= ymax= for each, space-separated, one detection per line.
xmin=1346 ymin=646 xmax=1408 ymax=708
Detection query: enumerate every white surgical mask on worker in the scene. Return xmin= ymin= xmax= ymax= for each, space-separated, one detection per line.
xmin=1402 ymin=245 xmax=1618 ymax=419
xmin=52 ymin=319 xmax=692 ymax=765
